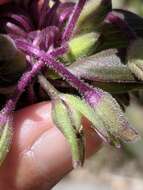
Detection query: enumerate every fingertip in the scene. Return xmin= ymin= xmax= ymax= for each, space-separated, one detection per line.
xmin=14 ymin=102 xmax=102 ymax=189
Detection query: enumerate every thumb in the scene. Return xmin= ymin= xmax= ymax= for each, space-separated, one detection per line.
xmin=0 ymin=102 xmax=102 ymax=190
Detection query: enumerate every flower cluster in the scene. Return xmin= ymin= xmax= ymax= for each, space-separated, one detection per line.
xmin=0 ymin=0 xmax=142 ymax=167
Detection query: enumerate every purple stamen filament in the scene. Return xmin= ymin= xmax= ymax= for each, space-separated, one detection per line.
xmin=62 ymin=0 xmax=86 ymax=42
xmin=1 ymin=44 xmax=68 ymax=115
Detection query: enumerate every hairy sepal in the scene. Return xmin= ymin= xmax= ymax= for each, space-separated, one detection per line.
xmin=63 ymin=32 xmax=99 ymax=62
xmin=0 ymin=118 xmax=13 ymax=166
xmin=62 ymin=93 xmax=139 ymax=146
xmin=52 ymin=98 xmax=85 ymax=168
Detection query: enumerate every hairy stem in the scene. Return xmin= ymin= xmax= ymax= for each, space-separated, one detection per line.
xmin=16 ymin=40 xmax=99 ymax=97
xmin=38 ymin=74 xmax=59 ymax=99
xmin=1 ymin=45 xmax=67 ymax=115
xmin=62 ymin=0 xmax=87 ymax=42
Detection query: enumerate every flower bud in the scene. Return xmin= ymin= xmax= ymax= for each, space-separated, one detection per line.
xmin=64 ymin=32 xmax=99 ymax=62
xmin=84 ymin=89 xmax=140 ymax=144
xmin=62 ymin=91 xmax=139 ymax=146
xmin=52 ymin=97 xmax=85 ymax=168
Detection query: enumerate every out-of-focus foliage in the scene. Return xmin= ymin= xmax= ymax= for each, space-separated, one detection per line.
xmin=113 ymin=0 xmax=143 ymax=16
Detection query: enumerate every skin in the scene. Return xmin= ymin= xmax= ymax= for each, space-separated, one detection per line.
xmin=0 ymin=1 xmax=102 ymax=189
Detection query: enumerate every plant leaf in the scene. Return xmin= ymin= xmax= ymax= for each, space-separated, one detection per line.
xmin=95 ymin=9 xmax=143 ymax=52
xmin=0 ymin=34 xmax=17 ymax=61
xmin=76 ymin=0 xmax=112 ymax=34
xmin=68 ymin=49 xmax=143 ymax=92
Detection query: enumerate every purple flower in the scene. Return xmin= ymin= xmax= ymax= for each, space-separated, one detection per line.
xmin=0 ymin=0 xmax=86 ymax=111
xmin=0 ymin=0 xmax=140 ymax=167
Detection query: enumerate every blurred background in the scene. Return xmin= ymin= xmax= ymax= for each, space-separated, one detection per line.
xmin=54 ymin=1 xmax=143 ymax=189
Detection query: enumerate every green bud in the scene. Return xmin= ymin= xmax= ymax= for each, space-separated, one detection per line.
xmin=76 ymin=0 xmax=112 ymax=34
xmin=0 ymin=118 xmax=13 ymax=166
xmin=52 ymin=98 xmax=85 ymax=168
xmin=62 ymin=93 xmax=139 ymax=146
xmin=127 ymin=38 xmax=143 ymax=80
xmin=94 ymin=90 xmax=139 ymax=143
xmin=61 ymin=94 xmax=110 ymax=142
xmin=63 ymin=32 xmax=99 ymax=63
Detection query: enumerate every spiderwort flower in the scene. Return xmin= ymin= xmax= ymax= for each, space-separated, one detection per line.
xmin=0 ymin=0 xmax=140 ymax=167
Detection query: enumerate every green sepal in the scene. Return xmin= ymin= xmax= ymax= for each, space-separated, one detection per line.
xmin=61 ymin=93 xmax=139 ymax=146
xmin=60 ymin=93 xmax=110 ymax=142
xmin=67 ymin=105 xmax=85 ymax=165
xmin=52 ymin=98 xmax=85 ymax=168
xmin=63 ymin=32 xmax=99 ymax=63
xmin=93 ymin=90 xmax=139 ymax=143
xmin=0 ymin=118 xmax=13 ymax=166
